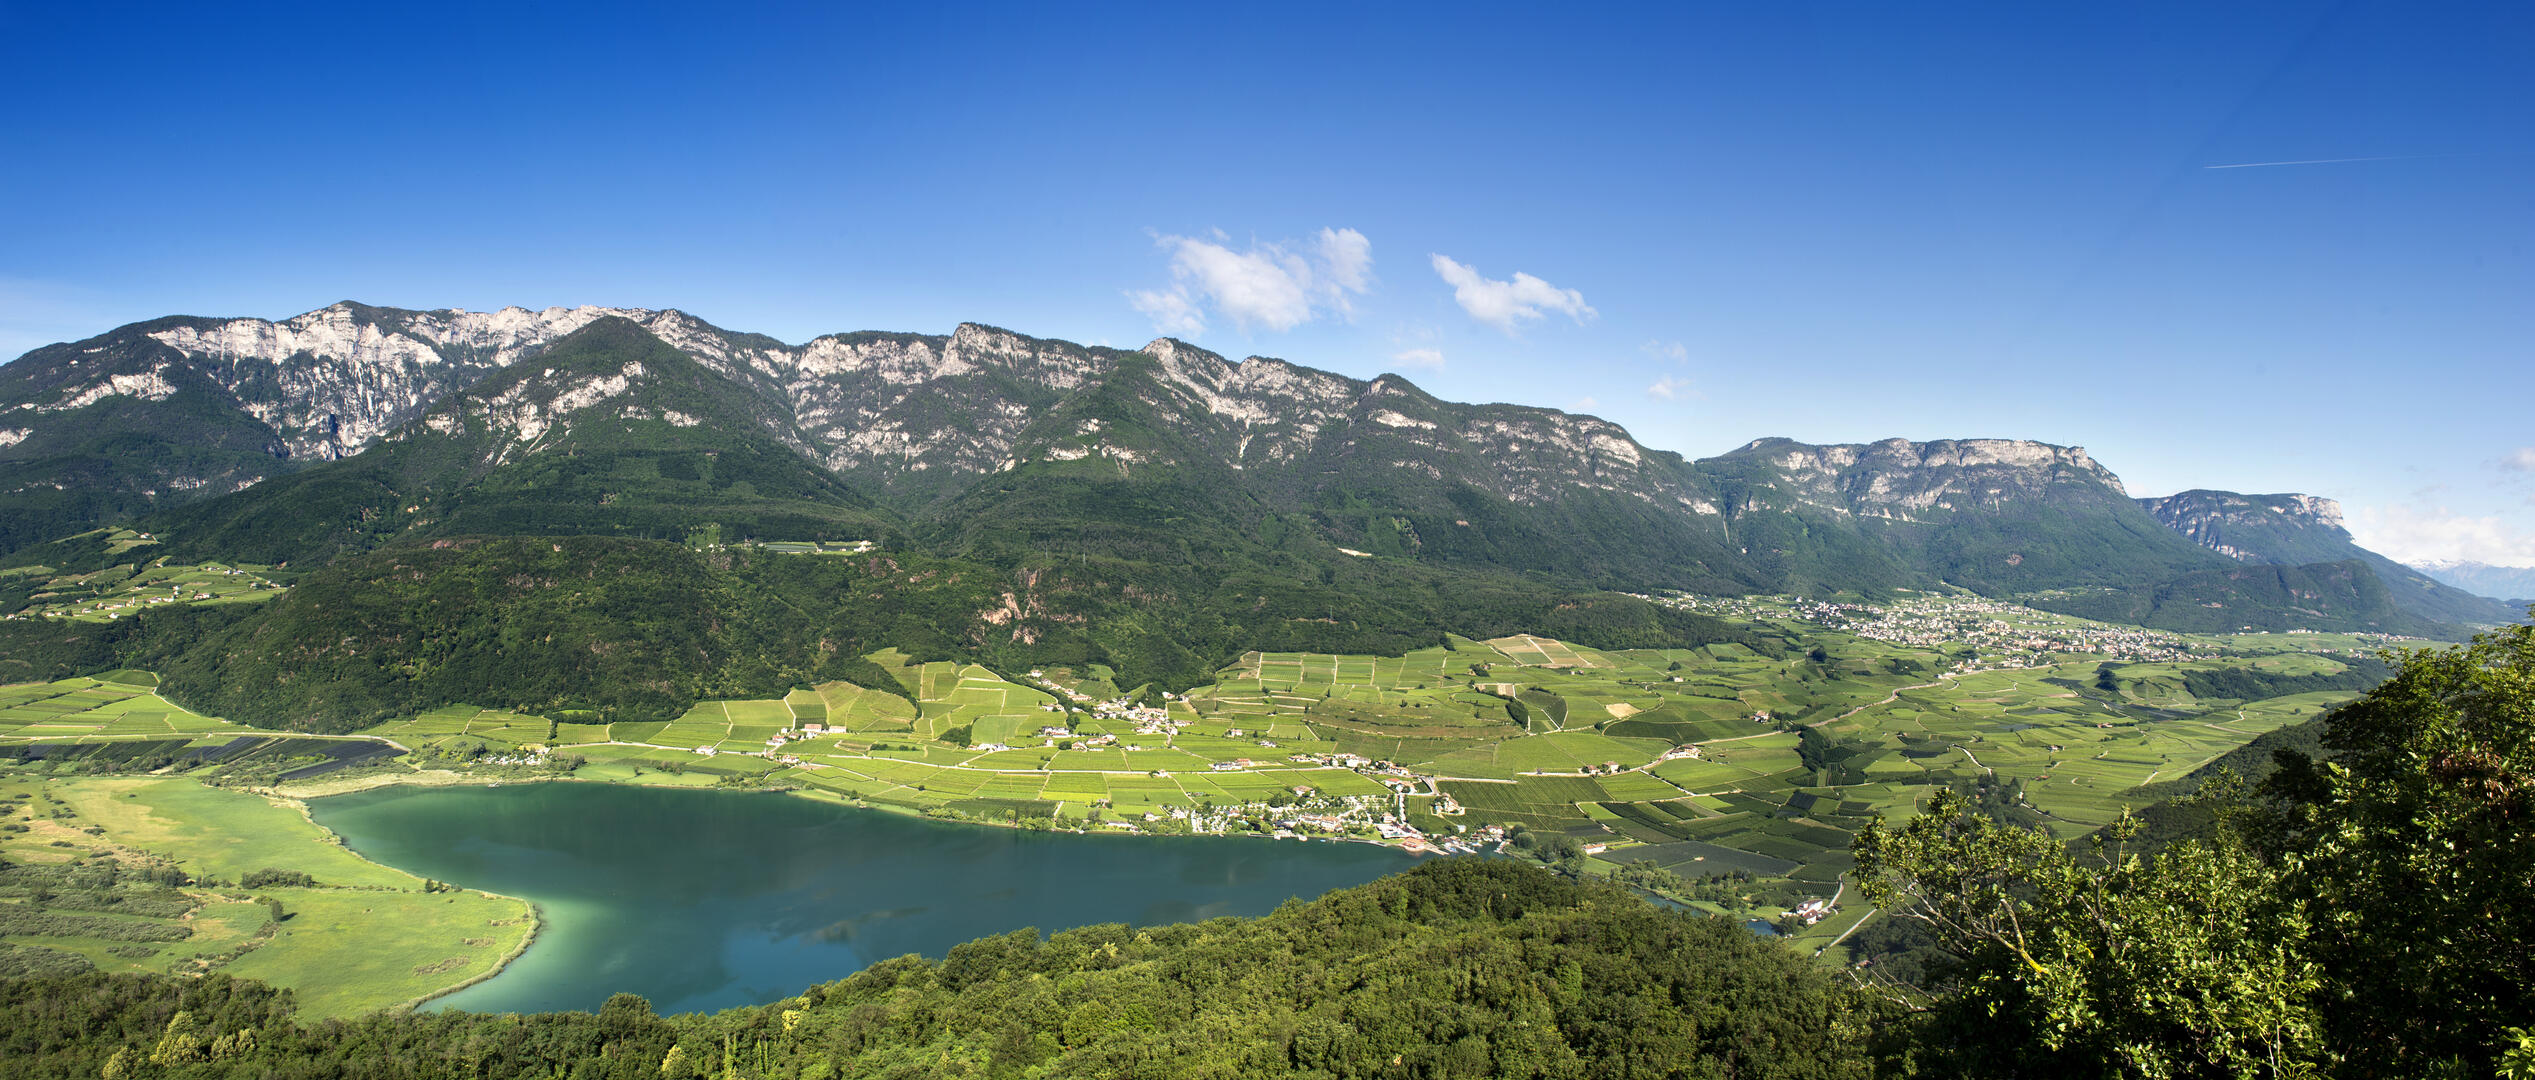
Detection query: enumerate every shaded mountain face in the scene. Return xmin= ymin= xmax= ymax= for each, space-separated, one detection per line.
xmin=2024 ymin=558 xmax=2418 ymax=635
xmin=2139 ymin=490 xmax=2518 ymax=626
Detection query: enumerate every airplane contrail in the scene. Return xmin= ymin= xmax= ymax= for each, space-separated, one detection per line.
xmin=2203 ymin=155 xmax=2417 ymax=170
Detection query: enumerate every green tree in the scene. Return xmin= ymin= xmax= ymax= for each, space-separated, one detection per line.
xmin=1855 ymin=789 xmax=2322 ymax=1077
xmin=2263 ymin=618 xmax=2535 ymax=1076
xmin=1861 ymin=618 xmax=2535 ymax=1078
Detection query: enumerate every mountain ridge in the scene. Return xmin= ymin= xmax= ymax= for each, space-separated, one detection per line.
xmin=2137 ymin=488 xmax=2516 ymax=626
xmin=2409 ymin=559 xmax=2535 ymax=604
xmin=3 ymin=302 xmax=2513 ymax=643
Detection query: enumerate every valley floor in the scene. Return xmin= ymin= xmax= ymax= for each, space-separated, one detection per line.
xmin=0 ymin=590 xmax=2417 ymax=1003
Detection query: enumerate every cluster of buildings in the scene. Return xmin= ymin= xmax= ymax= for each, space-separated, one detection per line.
xmin=1786 ymin=897 xmax=1837 ymax=925
xmin=13 ymin=565 xmax=269 ymax=621
xmin=1659 ymin=590 xmax=2212 ymax=666
xmin=1750 ymin=593 xmax=2207 ymax=666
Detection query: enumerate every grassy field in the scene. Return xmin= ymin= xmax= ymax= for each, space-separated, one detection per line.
xmin=53 ymin=778 xmax=413 ymax=888
xmin=221 ymin=885 xmax=528 ymax=1016
xmin=0 ymin=772 xmax=533 ymax=1017
xmin=0 ymin=677 xmax=233 ymax=741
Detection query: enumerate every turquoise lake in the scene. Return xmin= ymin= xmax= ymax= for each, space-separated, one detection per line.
xmin=309 ymin=783 xmax=1421 ymax=1015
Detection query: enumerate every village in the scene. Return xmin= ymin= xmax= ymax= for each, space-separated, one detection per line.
xmin=4 ymin=559 xmax=282 ymax=622
xmin=734 ymin=700 xmax=1495 ymax=853
xmin=1661 ymin=590 xmax=2210 ymax=666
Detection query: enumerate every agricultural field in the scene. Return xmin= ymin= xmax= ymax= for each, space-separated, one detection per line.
xmin=0 ymin=589 xmax=2418 ymax=935
xmin=327 ymin=595 xmax=2394 ymax=912
xmin=0 ymin=773 xmax=531 ymax=1016
xmin=0 ymin=676 xmax=407 ymax=783
xmin=0 ymin=674 xmax=231 ymax=742
xmin=0 ymin=540 xmax=287 ymax=623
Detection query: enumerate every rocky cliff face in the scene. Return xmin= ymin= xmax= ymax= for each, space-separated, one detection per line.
xmin=1705 ymin=436 xmax=2131 ymax=521
xmin=139 ymin=303 xmax=644 ymax=462
xmin=18 ymin=302 xmax=2489 ymax=630
xmin=2139 ymin=490 xmax=2349 ymax=562
xmin=2 ymin=303 xmax=1698 ymax=522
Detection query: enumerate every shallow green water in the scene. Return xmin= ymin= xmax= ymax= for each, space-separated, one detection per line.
xmin=309 ymin=783 xmax=1419 ymax=1015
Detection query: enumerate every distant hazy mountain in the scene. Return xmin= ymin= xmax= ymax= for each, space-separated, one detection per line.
xmin=2410 ymin=559 xmax=2535 ymax=604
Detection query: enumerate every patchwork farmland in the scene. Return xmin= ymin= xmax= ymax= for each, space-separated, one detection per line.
xmin=2 ymin=591 xmax=2406 ymax=956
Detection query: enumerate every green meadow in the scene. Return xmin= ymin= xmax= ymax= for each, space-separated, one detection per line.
xmin=0 ymin=773 xmax=532 ymax=1017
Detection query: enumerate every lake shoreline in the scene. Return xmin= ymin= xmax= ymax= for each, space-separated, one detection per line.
xmin=276 ymin=764 xmax=1445 ymax=854
xmin=260 ymin=782 xmax=548 ymax=1012
xmin=308 ymin=780 xmax=1427 ymax=1015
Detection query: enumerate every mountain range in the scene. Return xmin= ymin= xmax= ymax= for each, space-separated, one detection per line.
xmin=0 ymin=302 xmax=2517 ymax=722
xmin=2407 ymin=559 xmax=2535 ymax=604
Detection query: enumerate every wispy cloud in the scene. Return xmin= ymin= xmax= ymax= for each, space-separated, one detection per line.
xmin=1641 ymin=339 xmax=1689 ymax=363
xmin=1646 ymin=375 xmax=1694 ymax=400
xmin=1127 ymin=288 xmax=1206 ymax=337
xmin=1317 ymin=228 xmax=1373 ymax=298
xmin=1127 ymin=228 xmax=1374 ymax=337
xmin=1569 ymin=396 xmax=1600 ymax=412
xmin=2202 ymin=155 xmax=2419 ymax=170
xmin=2501 ymin=447 xmax=2535 ymax=472
xmin=1390 ymin=347 xmax=1445 ymax=370
xmin=1430 ymin=255 xmax=1594 ymax=333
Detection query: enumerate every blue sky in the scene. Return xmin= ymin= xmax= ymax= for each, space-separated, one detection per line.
xmin=4 ymin=1 xmax=2529 ymax=565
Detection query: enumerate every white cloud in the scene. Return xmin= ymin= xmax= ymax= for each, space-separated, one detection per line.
xmin=1390 ymin=348 xmax=1445 ymax=370
xmin=1641 ymin=339 xmax=1689 ymax=363
xmin=1429 ymin=255 xmax=1595 ymax=333
xmin=2501 ymin=447 xmax=2535 ymax=472
xmin=1646 ymin=375 xmax=1693 ymax=400
xmin=1127 ymin=288 xmax=1205 ymax=337
xmin=1318 ymin=228 xmax=1373 ymax=296
xmin=1127 ymin=228 xmax=1373 ymax=337
xmin=1570 ymin=396 xmax=1600 ymax=412
xmin=2347 ymin=503 xmax=2535 ymax=568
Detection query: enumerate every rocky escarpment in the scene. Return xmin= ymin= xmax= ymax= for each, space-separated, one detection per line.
xmin=2139 ymin=490 xmax=2347 ymax=562
xmin=2 ymin=303 xmax=1696 ymax=521
xmin=1704 ymin=436 xmax=2131 ymax=522
xmin=9 ymin=302 xmax=2507 ymax=634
